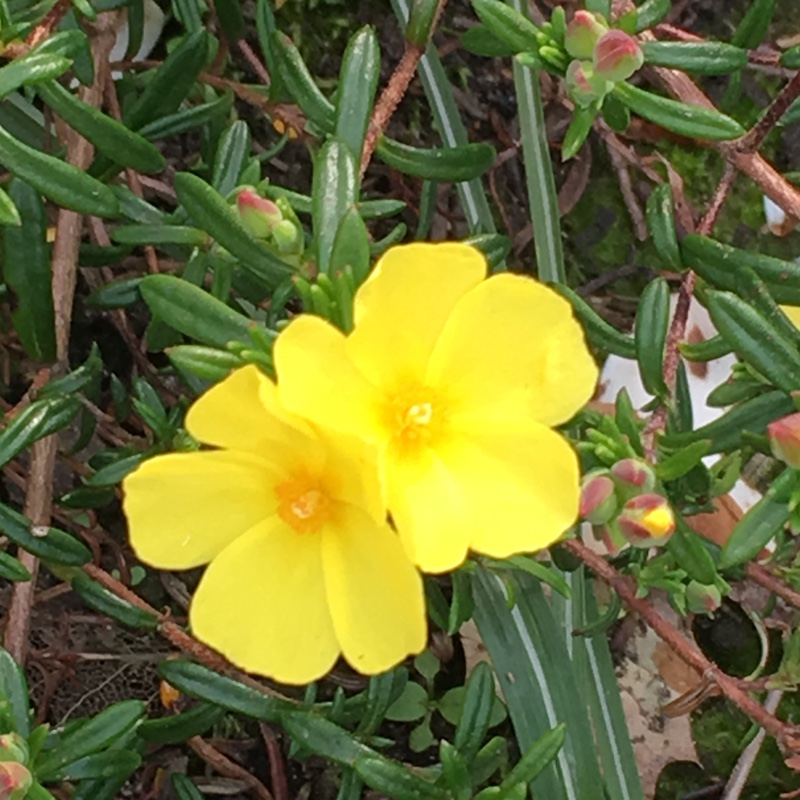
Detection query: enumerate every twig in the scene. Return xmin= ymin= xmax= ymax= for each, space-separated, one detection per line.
xmin=564 ymin=539 xmax=800 ymax=752
xmin=189 ymin=736 xmax=273 ymax=800
xmin=3 ymin=15 xmax=118 ymax=665
xmin=737 ymin=69 xmax=800 ymax=154
xmin=723 ymin=690 xmax=785 ymax=800
xmin=747 ymin=562 xmax=800 ymax=611
xmin=238 ymin=39 xmax=272 ymax=88
xmin=259 ymin=723 xmax=289 ymax=800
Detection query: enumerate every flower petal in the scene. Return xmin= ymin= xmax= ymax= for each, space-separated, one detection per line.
xmin=383 ymin=418 xmax=580 ymax=572
xmin=186 ymin=365 xmax=310 ymax=454
xmin=275 ymin=315 xmax=384 ymax=442
xmin=123 ymin=451 xmax=277 ymax=569
xmin=190 ymin=519 xmax=339 ymax=684
xmin=428 ymin=274 xmax=598 ymax=426
xmin=349 ymin=243 xmax=486 ymax=388
xmin=322 ymin=507 xmax=426 ymax=674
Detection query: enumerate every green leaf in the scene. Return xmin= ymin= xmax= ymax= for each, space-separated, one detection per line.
xmin=502 ymin=724 xmax=566 ymax=790
xmin=3 ymin=179 xmax=55 ymax=361
xmin=667 ymin=519 xmax=718 ymax=585
xmin=158 ymin=660 xmax=291 ymax=721
xmin=461 ymin=24 xmax=516 ymax=57
xmin=0 ymin=551 xmax=31 ymax=582
xmin=313 ymin=139 xmax=357 ymax=275
xmin=70 ymin=573 xmax=159 ymax=630
xmin=663 ymin=390 xmax=794 ymax=454
xmin=634 ymin=0 xmax=671 ymax=32
xmin=552 ymin=283 xmax=636 ymax=358
xmin=330 ymin=207 xmax=370 ymax=287
xmin=682 ymin=233 xmax=800 ymax=305
xmin=0 ymin=396 xmax=80 ymax=469
xmin=406 ymin=0 xmax=442 ymax=47
xmin=0 ymin=646 xmax=31 ymax=736
xmin=472 ymin=568 xmax=604 ymax=799
xmin=470 ymin=0 xmax=540 ymax=54
xmin=0 ymin=52 xmax=72 ymax=100
xmin=355 ymin=670 xmax=407 ymax=736
xmin=646 ymin=183 xmax=681 ymax=271
xmin=47 ymin=750 xmax=141 ymax=781
xmin=439 ymin=740 xmax=471 ymax=800
xmin=335 ymin=27 xmax=380 ymax=161
xmin=613 ymin=82 xmax=746 ymax=141
xmin=174 ymin=172 xmax=292 ymax=288
xmin=282 ymin=710 xmax=373 ymax=763
xmin=111 ymin=225 xmax=208 ymax=247
xmin=385 ymin=681 xmax=428 ymax=722
xmin=585 ymin=0 xmax=611 ymax=18
xmin=171 ymin=774 xmax=206 ymax=800
xmin=453 ymin=661 xmax=496 ymax=761
xmin=679 ymin=333 xmax=732 ymax=362
xmin=211 ymin=119 xmax=251 ymax=198
xmin=0 ymin=501 xmax=91 ymax=566
xmin=719 ymin=469 xmax=796 ymax=569
xmin=706 ymin=290 xmax=800 ymax=393
xmin=215 ymin=0 xmax=245 ymax=41
xmin=37 ymin=81 xmax=165 ymax=174
xmin=641 ymin=41 xmax=748 ymax=74
xmin=656 ymin=439 xmax=711 ymax=481
xmin=375 ymin=136 xmax=496 ymax=181
xmin=123 ymin=30 xmax=210 ymax=131
xmin=354 ymin=756 xmax=448 ymax=800
xmin=463 ymin=233 xmax=511 ymax=271
xmin=167 ymin=345 xmax=243 ymax=382
xmin=139 ymin=701 xmax=225 ymax=744
xmin=0 ymin=123 xmax=119 ymax=216
xmin=732 ymin=0 xmax=777 ymax=48
xmin=562 ymin=106 xmax=597 ymax=161
xmin=139 ymin=91 xmax=234 ymax=141
xmin=635 ymin=277 xmax=670 ymax=396
xmin=35 ymin=700 xmax=145 ymax=780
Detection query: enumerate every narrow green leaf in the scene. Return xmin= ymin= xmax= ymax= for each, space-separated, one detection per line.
xmin=0 ymin=53 xmax=71 ymax=100
xmin=501 ymin=724 xmax=566 ymax=790
xmin=657 ymin=439 xmax=711 ymax=481
xmin=470 ymin=0 xmax=540 ymax=54
xmin=0 ymin=551 xmax=31 ymax=582
xmin=3 ymin=179 xmax=55 ymax=361
xmin=706 ymin=290 xmax=800 ymax=393
xmin=562 ymin=106 xmax=597 ymax=161
xmin=139 ymin=701 xmax=225 ymax=744
xmin=406 ymin=0 xmax=442 ymax=47
xmin=70 ymin=573 xmax=159 ymax=630
xmin=0 ymin=396 xmax=80 ymax=469
xmin=282 ymin=711 xmax=373 ymax=763
xmin=0 ymin=124 xmax=119 ymax=216
xmin=667 ymin=519 xmax=718 ymax=585
xmin=215 ymin=0 xmax=245 ymax=41
xmin=167 ymin=345 xmax=243 ymax=381
xmin=641 ymin=41 xmax=748 ymax=74
xmin=646 ymin=183 xmax=681 ymax=270
xmin=0 ymin=646 xmax=31 ymax=736
xmin=335 ymin=27 xmax=380 ymax=161
xmin=139 ymin=91 xmax=234 ymax=140
xmin=720 ymin=469 xmax=796 ymax=569
xmin=613 ymin=82 xmax=746 ymax=141
xmin=174 ymin=172 xmax=292 ymax=287
xmin=375 ymin=136 xmax=496 ymax=181
xmin=172 ymin=775 xmax=205 ymax=800
xmin=732 ymin=0 xmax=777 ymax=48
xmin=635 ymin=277 xmax=670 ymax=396
xmin=634 ymin=0 xmax=671 ymax=32
xmin=0 ymin=502 xmax=91 ymax=566
xmin=461 ymin=24 xmax=516 ymax=57
xmin=211 ymin=119 xmax=251 ymax=198
xmin=158 ymin=660 xmax=291 ymax=721
xmin=140 ymin=273 xmax=270 ymax=349
xmin=330 ymin=206 xmax=371 ymax=286
xmin=313 ymin=139 xmax=357 ymax=274
xmin=440 ymin=740 xmax=472 ymax=800
xmin=37 ymin=81 xmax=166 ymax=174
xmin=111 ymin=225 xmax=207 ymax=246
xmin=453 ymin=661 xmax=495 ymax=762
xmin=47 ymin=750 xmax=141 ymax=782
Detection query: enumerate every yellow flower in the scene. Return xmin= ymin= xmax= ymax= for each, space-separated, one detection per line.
xmin=275 ymin=243 xmax=599 ymax=573
xmin=122 ymin=366 xmax=426 ymax=684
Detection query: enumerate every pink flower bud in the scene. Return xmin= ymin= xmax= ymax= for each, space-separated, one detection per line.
xmin=610 ymin=458 xmax=656 ymax=494
xmin=686 ymin=581 xmax=722 ymax=615
xmin=593 ymin=29 xmax=644 ymax=83
xmin=768 ymin=412 xmax=800 ymax=468
xmin=0 ymin=734 xmax=27 ymax=765
xmin=579 ymin=471 xmax=618 ymax=525
xmin=0 ymin=762 xmax=32 ymax=800
xmin=565 ymin=60 xmax=610 ymax=108
xmin=237 ymin=189 xmax=283 ymax=239
xmin=565 ymin=10 xmax=608 ymax=60
xmin=617 ymin=493 xmax=675 ymax=547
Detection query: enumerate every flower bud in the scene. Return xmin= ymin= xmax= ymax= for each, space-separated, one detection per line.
xmin=237 ymin=189 xmax=283 ymax=239
xmin=768 ymin=412 xmax=800 ymax=468
xmin=0 ymin=734 xmax=27 ymax=765
xmin=565 ymin=60 xmax=610 ymax=108
xmin=686 ymin=581 xmax=722 ymax=615
xmin=565 ymin=10 xmax=608 ymax=60
xmin=271 ymin=219 xmax=303 ymax=254
xmin=593 ymin=29 xmax=644 ymax=83
xmin=610 ymin=458 xmax=656 ymax=494
xmin=617 ymin=493 xmax=675 ymax=547
xmin=0 ymin=762 xmax=32 ymax=800
xmin=579 ymin=471 xmax=618 ymax=525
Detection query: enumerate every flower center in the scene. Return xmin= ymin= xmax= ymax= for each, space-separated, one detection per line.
xmin=275 ymin=474 xmax=333 ymax=534
xmin=386 ymin=387 xmax=446 ymax=454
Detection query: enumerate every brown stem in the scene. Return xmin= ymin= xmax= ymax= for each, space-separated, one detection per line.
xmin=189 ymin=736 xmax=273 ymax=800
xmin=747 ymin=562 xmax=800 ymax=611
xmin=237 ymin=39 xmax=272 ymax=89
xmin=738 ymin=69 xmax=800 ymax=153
xmin=564 ymin=539 xmax=800 ymax=750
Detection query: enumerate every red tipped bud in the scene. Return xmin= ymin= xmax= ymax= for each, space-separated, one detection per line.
xmin=565 ymin=60 xmax=610 ymax=108
xmin=593 ymin=29 xmax=644 ymax=83
xmin=768 ymin=412 xmax=800 ymax=468
xmin=579 ymin=471 xmax=618 ymax=525
xmin=617 ymin=493 xmax=675 ymax=547
xmin=0 ymin=762 xmax=32 ymax=800
xmin=686 ymin=581 xmax=722 ymax=615
xmin=610 ymin=458 xmax=656 ymax=494
xmin=0 ymin=734 xmax=27 ymax=765
xmin=565 ymin=10 xmax=608 ymax=60
xmin=237 ymin=189 xmax=283 ymax=239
